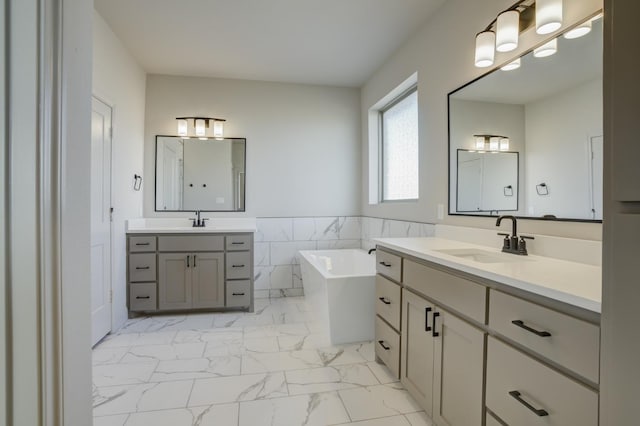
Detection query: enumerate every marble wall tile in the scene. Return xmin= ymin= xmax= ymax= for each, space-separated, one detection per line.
xmin=292 ymin=265 xmax=303 ymax=288
xmin=255 ymin=218 xmax=293 ymax=242
xmin=316 ymin=239 xmax=361 ymax=250
xmin=270 ymin=265 xmax=293 ymax=289
xmin=254 ymin=242 xmax=270 ymax=266
xmin=270 ymin=241 xmax=317 ymax=265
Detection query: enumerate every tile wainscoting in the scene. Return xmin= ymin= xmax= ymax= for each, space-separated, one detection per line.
xmin=253 ymin=217 xmax=435 ymax=299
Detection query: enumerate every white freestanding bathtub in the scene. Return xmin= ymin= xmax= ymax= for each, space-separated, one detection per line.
xmin=299 ymin=249 xmax=376 ymax=345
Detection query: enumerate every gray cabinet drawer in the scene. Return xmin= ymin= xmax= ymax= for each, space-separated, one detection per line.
xmin=375 ymin=316 xmax=400 ymax=379
xmin=376 ymin=275 xmax=401 ymax=331
xmin=404 ymin=259 xmax=486 ymax=324
xmin=486 ymin=336 xmax=598 ymax=426
xmin=129 ymin=253 xmax=156 ymax=282
xmin=489 ymin=289 xmax=600 ymax=383
xmin=226 ymin=280 xmax=251 ymax=307
xmin=129 ymin=236 xmax=156 ymax=252
xmin=158 ymin=235 xmax=224 ymax=252
xmin=226 ymin=252 xmax=251 ymax=279
xmin=226 ymin=235 xmax=252 ymax=251
xmin=376 ymin=250 xmax=402 ymax=282
xmin=130 ymin=283 xmax=157 ymax=311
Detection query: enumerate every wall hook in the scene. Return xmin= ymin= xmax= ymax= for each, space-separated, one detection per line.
xmin=134 ymin=174 xmax=142 ymax=191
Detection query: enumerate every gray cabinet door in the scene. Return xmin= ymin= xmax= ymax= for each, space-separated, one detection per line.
xmin=401 ymin=289 xmax=435 ymax=416
xmin=432 ymin=307 xmax=485 ymax=426
xmin=158 ymin=253 xmax=192 ymax=310
xmin=192 ymin=252 xmax=225 ymax=309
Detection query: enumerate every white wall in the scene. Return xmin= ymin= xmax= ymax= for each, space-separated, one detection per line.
xmin=93 ymin=11 xmax=147 ymax=331
xmin=144 ymin=75 xmax=361 ymax=218
xmin=449 ymin=99 xmax=525 ymax=215
xmin=361 ymin=0 xmax=603 ymax=240
xmin=524 ymin=79 xmax=602 ymax=219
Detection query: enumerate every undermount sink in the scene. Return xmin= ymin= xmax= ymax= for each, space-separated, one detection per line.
xmin=435 ymin=248 xmax=530 ymax=264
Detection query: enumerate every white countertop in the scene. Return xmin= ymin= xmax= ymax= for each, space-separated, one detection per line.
xmin=126 ymin=218 xmax=257 ymax=233
xmin=374 ymin=237 xmax=601 ymax=313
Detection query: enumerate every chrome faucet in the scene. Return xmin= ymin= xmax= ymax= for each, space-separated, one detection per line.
xmin=496 ymin=215 xmax=533 ymax=255
xmin=190 ymin=210 xmax=208 ymax=227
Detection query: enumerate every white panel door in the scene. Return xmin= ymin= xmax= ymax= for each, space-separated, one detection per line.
xmin=91 ymin=97 xmax=112 ymax=346
xmin=590 ymin=136 xmax=603 ymax=220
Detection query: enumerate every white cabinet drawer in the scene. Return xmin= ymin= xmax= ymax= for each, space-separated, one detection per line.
xmin=226 ymin=252 xmax=251 ymax=279
xmin=486 ymin=337 xmax=598 ymax=426
xmin=376 ymin=275 xmax=401 ymax=331
xmin=129 ymin=253 xmax=156 ymax=282
xmin=226 ymin=280 xmax=251 ymax=307
xmin=130 ymin=283 xmax=157 ymax=311
xmin=489 ymin=290 xmax=600 ymax=383
xmin=129 ymin=236 xmax=156 ymax=252
xmin=376 ymin=250 xmax=402 ymax=282
xmin=226 ymin=235 xmax=252 ymax=251
xmin=404 ymin=259 xmax=486 ymax=323
xmin=375 ymin=316 xmax=400 ymax=379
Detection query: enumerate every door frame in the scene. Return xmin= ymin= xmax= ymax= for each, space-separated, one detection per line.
xmin=90 ymin=94 xmax=115 ymax=343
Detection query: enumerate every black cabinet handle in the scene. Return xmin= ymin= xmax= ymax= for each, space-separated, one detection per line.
xmin=232 ymin=264 xmax=245 ymax=268
xmin=509 ymin=391 xmax=549 ymax=417
xmin=378 ymin=261 xmax=391 ymax=267
xmin=511 ymin=320 xmax=551 ymax=337
xmin=425 ymin=307 xmax=432 ymax=332
xmin=193 ymin=255 xmax=197 ymax=267
xmin=231 ymin=242 xmax=244 ymax=245
xmin=232 ymin=292 xmax=246 ymax=296
xmin=432 ymin=312 xmax=440 ymax=337
xmin=135 ymin=242 xmax=150 ymax=246
xmin=377 ymin=340 xmax=390 ymax=351
xmin=135 ymin=266 xmax=150 ymax=270
xmin=187 ymin=255 xmax=190 ymax=268
xmin=136 ymin=296 xmax=150 ymax=300
xmin=379 ymin=297 xmax=391 ymax=305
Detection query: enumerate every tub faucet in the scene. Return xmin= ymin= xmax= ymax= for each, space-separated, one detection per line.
xmin=368 ymin=248 xmax=376 ymax=255
xmin=496 ymin=215 xmax=533 ymax=255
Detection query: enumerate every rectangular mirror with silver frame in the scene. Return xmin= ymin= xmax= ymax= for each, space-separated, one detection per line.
xmin=155 ymin=136 xmax=246 ymax=212
xmin=448 ymin=17 xmax=602 ymax=222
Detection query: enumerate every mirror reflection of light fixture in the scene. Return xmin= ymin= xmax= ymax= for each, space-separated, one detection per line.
xmin=496 ymin=10 xmax=520 ymax=52
xmin=489 ymin=137 xmax=501 ymax=151
xmin=501 ymin=58 xmax=521 ymax=71
xmin=533 ymin=38 xmax=558 ymax=57
xmin=475 ymin=136 xmax=486 ymax=150
xmin=500 ymin=137 xmax=510 ymax=151
xmin=474 ymin=134 xmax=509 ymax=152
xmin=564 ymin=20 xmax=592 ymax=39
xmin=475 ymin=31 xmax=496 ymax=68
xmin=536 ymin=0 xmax=563 ymax=35
xmin=175 ymin=116 xmax=227 ymax=138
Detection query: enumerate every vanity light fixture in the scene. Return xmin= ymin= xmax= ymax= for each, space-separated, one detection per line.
xmin=564 ymin=20 xmax=592 ymax=39
xmin=536 ymin=0 xmax=563 ymax=35
xmin=175 ymin=116 xmax=227 ymax=138
xmin=501 ymin=58 xmax=521 ymax=71
xmin=474 ymin=134 xmax=509 ymax=152
xmin=533 ymin=38 xmax=557 ymax=57
xmin=489 ymin=137 xmax=501 ymax=151
xmin=475 ymin=136 xmax=487 ymax=150
xmin=496 ymin=10 xmax=520 ymax=52
xmin=500 ymin=137 xmax=510 ymax=151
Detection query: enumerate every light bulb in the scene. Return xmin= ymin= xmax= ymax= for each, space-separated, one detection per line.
xmin=475 ymin=136 xmax=486 ymax=150
xmin=496 ymin=10 xmax=520 ymax=52
xmin=534 ymin=38 xmax=557 ymax=58
xmin=177 ymin=119 xmax=188 ymax=136
xmin=195 ymin=119 xmax=206 ymax=137
xmin=489 ymin=137 xmax=500 ymax=151
xmin=536 ymin=0 xmax=563 ymax=35
xmin=475 ymin=31 xmax=496 ymax=68
xmin=501 ymin=58 xmax=521 ymax=71
xmin=564 ymin=20 xmax=592 ymax=39
xmin=213 ymin=121 xmax=224 ymax=138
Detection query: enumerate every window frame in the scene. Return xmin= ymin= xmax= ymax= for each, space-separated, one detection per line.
xmin=379 ymin=84 xmax=419 ymax=203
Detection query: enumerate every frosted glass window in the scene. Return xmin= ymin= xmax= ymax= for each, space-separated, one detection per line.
xmin=381 ymin=89 xmax=419 ymax=201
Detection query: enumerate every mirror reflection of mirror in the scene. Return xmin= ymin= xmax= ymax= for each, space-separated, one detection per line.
xmin=457 ymin=150 xmax=519 ymax=213
xmin=155 ymin=136 xmax=246 ymax=212
xmin=449 ymin=17 xmax=603 ymax=222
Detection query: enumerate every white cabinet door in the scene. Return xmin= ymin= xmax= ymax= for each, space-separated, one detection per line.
xmin=401 ymin=289 xmax=436 ymax=415
xmin=433 ymin=307 xmax=485 ymax=426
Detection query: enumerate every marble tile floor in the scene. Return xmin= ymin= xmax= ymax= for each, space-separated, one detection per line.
xmin=93 ymin=297 xmax=433 ymax=426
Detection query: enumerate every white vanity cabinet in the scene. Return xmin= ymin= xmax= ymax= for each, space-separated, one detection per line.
xmin=127 ymin=232 xmax=254 ymax=315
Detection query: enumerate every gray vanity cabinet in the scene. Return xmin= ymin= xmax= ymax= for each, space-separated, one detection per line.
xmin=158 ymin=253 xmax=192 ymax=310
xmin=191 ymin=252 xmax=224 ymax=309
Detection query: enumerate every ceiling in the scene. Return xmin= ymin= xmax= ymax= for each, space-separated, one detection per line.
xmin=94 ymin=0 xmax=446 ymax=87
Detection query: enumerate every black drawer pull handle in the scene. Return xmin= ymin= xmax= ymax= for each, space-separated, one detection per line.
xmin=379 ymin=297 xmax=391 ymax=305
xmin=378 ymin=261 xmax=391 ymax=267
xmin=135 ymin=266 xmax=150 ymax=270
xmin=511 ymin=320 xmax=552 ymax=337
xmin=232 ymin=264 xmax=245 ymax=268
xmin=509 ymin=391 xmax=549 ymax=417
xmin=377 ymin=340 xmax=390 ymax=351
xmin=432 ymin=312 xmax=440 ymax=337
xmin=425 ymin=307 xmax=432 ymax=332
xmin=193 ymin=255 xmax=197 ymax=268
xmin=135 ymin=242 xmax=150 ymax=246
xmin=232 ymin=292 xmax=246 ymax=296
xmin=187 ymin=255 xmax=190 ymax=268
xmin=231 ymin=242 xmax=244 ymax=245
xmin=135 ymin=296 xmax=150 ymax=300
